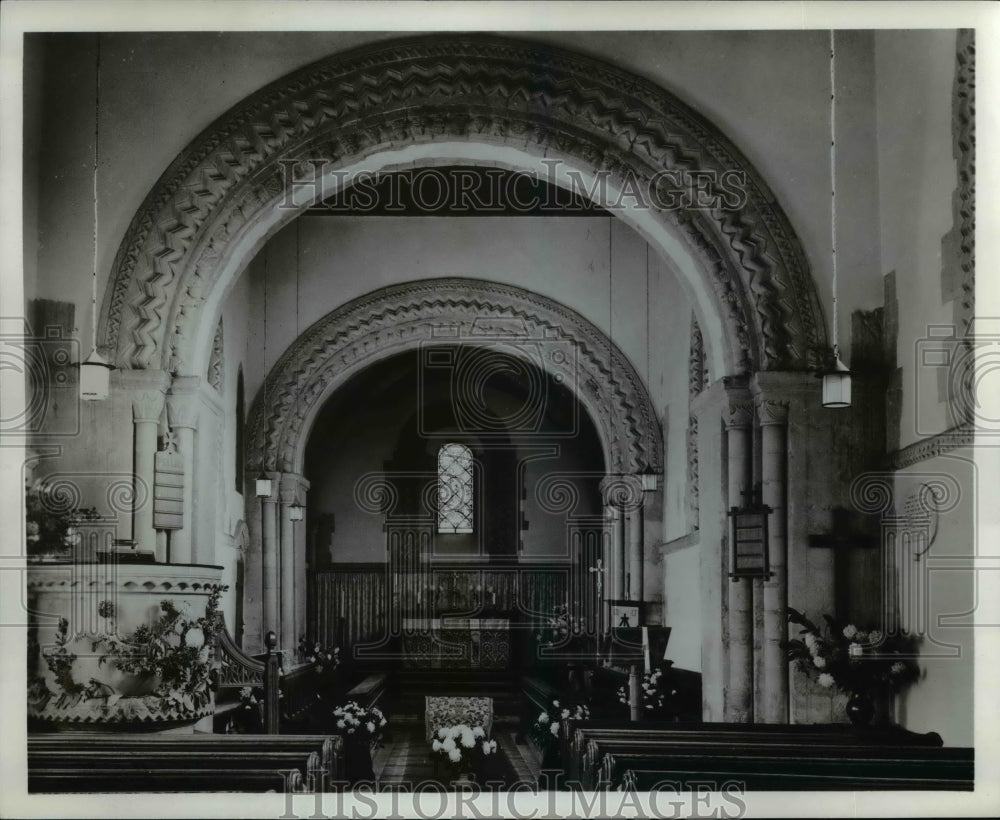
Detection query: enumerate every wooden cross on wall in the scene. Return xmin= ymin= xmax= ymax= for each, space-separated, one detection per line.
xmin=807 ymin=507 xmax=878 ymax=550
xmin=808 ymin=506 xmax=879 ymax=623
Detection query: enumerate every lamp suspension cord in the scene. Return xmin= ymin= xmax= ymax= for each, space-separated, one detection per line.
xmin=91 ymin=34 xmax=101 ymax=353
xmin=828 ymin=29 xmax=839 ymax=358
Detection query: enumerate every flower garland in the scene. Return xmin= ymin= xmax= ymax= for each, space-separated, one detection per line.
xmin=783 ymin=607 xmax=920 ymax=695
xmin=32 ymin=587 xmax=227 ymax=719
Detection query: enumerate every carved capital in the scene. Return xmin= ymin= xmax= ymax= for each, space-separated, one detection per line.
xmin=724 ymin=400 xmax=755 ymax=430
xmin=279 ymin=472 xmax=310 ymax=505
xmin=599 ymin=474 xmax=644 ymax=511
xmin=131 ymin=390 xmax=166 ymax=423
xmin=166 ymin=385 xmax=201 ymax=429
xmin=756 ymin=397 xmax=789 ymax=427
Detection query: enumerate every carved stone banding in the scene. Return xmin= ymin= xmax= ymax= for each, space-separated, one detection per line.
xmin=100 ymin=35 xmax=826 ymax=376
xmin=246 ymin=278 xmax=663 ymax=477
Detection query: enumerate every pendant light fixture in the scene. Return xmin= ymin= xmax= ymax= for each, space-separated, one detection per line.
xmin=822 ymin=29 xmax=852 ymax=409
xmin=80 ymin=33 xmax=115 ymax=401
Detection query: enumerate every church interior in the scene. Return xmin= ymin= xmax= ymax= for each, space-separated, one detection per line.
xmin=14 ymin=24 xmax=982 ymax=804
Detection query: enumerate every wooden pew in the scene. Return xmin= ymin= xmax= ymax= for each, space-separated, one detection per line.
xmin=611 ymin=748 xmax=974 ymax=791
xmin=28 ymin=733 xmax=340 ymax=793
xmin=561 ymin=721 xmax=970 ymax=791
xmin=30 ymin=766 xmax=305 ymax=793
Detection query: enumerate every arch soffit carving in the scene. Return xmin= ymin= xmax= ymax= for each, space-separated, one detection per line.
xmin=246 ymin=278 xmax=664 ymax=477
xmin=99 ymin=35 xmax=827 ymax=376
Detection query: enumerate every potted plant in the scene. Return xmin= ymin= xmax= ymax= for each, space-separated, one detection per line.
xmin=25 ymin=480 xmax=99 ymax=561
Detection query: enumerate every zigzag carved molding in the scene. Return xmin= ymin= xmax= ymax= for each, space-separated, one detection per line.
xmin=99 ymin=35 xmax=826 ymax=374
xmin=245 ymin=278 xmax=664 ymax=476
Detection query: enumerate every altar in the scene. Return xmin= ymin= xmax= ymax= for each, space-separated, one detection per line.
xmin=401 ymin=617 xmax=510 ymax=669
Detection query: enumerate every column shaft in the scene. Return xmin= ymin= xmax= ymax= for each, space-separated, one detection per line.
xmin=627 ymin=503 xmax=643 ymax=602
xmin=261 ymin=497 xmax=279 ymax=638
xmin=760 ymin=406 xmax=788 ymax=723
xmin=612 ymin=506 xmax=625 ymax=599
xmin=133 ymin=419 xmax=159 ymax=558
xmin=725 ymin=404 xmax=754 ymax=722
xmin=170 ymin=425 xmax=195 ymax=563
xmin=279 ymin=503 xmax=296 ymax=652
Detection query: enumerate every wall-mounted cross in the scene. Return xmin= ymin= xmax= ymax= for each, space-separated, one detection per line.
xmin=808 ymin=507 xmax=878 ymax=549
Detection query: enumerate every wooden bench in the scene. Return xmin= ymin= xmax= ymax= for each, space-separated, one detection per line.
xmin=562 ymin=721 xmax=971 ymax=791
xmin=613 ymin=749 xmax=974 ymax=791
xmin=565 ymin=720 xmax=945 ymax=771
xmin=28 ymin=732 xmax=341 ymax=793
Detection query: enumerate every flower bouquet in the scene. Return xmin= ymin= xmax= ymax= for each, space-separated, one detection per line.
xmin=332 ymin=700 xmax=387 ymax=743
xmin=300 ymin=637 xmax=340 ymax=674
xmin=530 ymin=698 xmax=590 ymax=767
xmin=332 ymin=700 xmax=387 ymax=783
xmin=783 ymin=607 xmax=920 ymax=723
xmin=224 ymin=685 xmax=263 ymax=733
xmin=617 ymin=667 xmax=678 ymax=719
xmin=430 ymin=724 xmax=497 ymax=780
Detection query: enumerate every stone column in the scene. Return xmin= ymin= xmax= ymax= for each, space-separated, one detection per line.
xmin=166 ymin=377 xmax=200 ymax=565
xmin=279 ymin=473 xmax=309 ymax=652
xmin=602 ymin=504 xmax=620 ymax=629
xmin=627 ymin=499 xmax=644 ymax=602
xmin=724 ymin=388 xmax=755 ymax=722
xmin=260 ymin=475 xmax=280 ymax=641
xmin=119 ymin=370 xmax=169 ymax=560
xmin=757 ymin=397 xmax=789 ymax=723
xmin=613 ymin=507 xmax=626 ymax=600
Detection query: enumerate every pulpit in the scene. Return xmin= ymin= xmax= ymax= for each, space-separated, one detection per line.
xmin=402 ymin=617 xmax=510 ymax=669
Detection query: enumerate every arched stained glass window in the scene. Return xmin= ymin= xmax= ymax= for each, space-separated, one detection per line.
xmin=438 ymin=443 xmax=474 ymax=534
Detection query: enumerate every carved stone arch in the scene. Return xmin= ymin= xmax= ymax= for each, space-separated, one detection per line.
xmin=245 ymin=278 xmax=663 ymax=477
xmin=99 ymin=34 xmax=827 ymax=378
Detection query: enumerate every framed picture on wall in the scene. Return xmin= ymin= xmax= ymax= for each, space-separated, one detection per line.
xmin=608 ymin=599 xmax=642 ymax=629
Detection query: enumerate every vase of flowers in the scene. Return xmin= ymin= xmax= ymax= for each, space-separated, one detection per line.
xmin=783 ymin=607 xmax=920 ymax=725
xmin=332 ymin=700 xmax=387 ymax=783
xmin=299 ymin=637 xmax=342 ymax=699
xmin=617 ymin=666 xmax=678 ymax=720
xmin=225 ymin=686 xmax=264 ymax=734
xmin=430 ymin=723 xmax=497 ymax=781
xmin=531 ymin=698 xmax=590 ymax=768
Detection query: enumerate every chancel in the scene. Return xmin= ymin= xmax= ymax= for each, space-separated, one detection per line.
xmin=16 ymin=22 xmax=979 ymax=804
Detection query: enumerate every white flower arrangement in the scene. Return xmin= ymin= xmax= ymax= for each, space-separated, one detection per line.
xmin=785 ymin=607 xmax=921 ymax=696
xmin=531 ymin=698 xmax=589 ymax=748
xmin=430 ymin=724 xmax=496 ymax=771
xmin=616 ymin=668 xmax=675 ymax=715
xmin=331 ymin=700 xmax=386 ymax=743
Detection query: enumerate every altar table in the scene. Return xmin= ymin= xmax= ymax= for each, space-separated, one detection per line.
xmin=402 ymin=617 xmax=510 ymax=669
xmin=425 ymin=696 xmax=494 ymax=741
